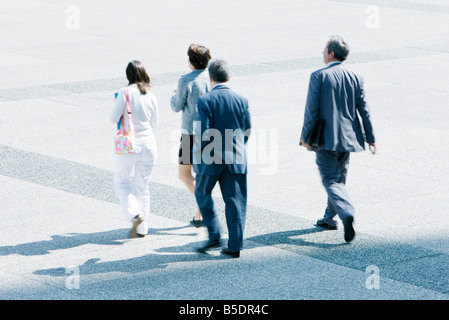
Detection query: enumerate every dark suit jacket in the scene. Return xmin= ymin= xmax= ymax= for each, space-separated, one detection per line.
xmin=193 ymin=84 xmax=251 ymax=175
xmin=301 ymin=62 xmax=375 ymax=152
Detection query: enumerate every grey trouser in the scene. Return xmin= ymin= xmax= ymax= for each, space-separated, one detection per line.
xmin=316 ymin=150 xmax=355 ymax=227
xmin=195 ymin=166 xmax=247 ymax=252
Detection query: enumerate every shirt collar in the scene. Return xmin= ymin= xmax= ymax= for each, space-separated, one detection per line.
xmin=212 ymin=83 xmax=230 ymax=90
xmin=327 ymin=61 xmax=342 ymax=67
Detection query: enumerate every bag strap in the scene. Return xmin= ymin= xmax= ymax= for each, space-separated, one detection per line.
xmin=124 ymin=87 xmax=132 ymax=115
xmin=119 ymin=87 xmax=133 ymax=134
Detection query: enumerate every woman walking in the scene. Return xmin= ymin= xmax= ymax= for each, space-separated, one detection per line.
xmin=171 ymin=44 xmax=211 ymax=227
xmin=110 ymin=60 xmax=158 ymax=238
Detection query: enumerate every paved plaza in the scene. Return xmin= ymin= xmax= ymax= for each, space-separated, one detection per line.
xmin=0 ymin=0 xmax=448 ymax=301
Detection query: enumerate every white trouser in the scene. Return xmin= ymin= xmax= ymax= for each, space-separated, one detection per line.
xmin=113 ymin=145 xmax=156 ymax=235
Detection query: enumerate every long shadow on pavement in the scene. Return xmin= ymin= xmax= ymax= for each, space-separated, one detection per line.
xmin=33 ymin=240 xmax=228 ymax=278
xmin=7 ymin=224 xmax=449 ymax=295
xmin=0 ymin=225 xmax=195 ymax=257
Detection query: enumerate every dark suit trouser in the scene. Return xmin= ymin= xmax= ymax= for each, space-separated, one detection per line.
xmin=195 ymin=166 xmax=247 ymax=252
xmin=316 ymin=150 xmax=354 ymax=227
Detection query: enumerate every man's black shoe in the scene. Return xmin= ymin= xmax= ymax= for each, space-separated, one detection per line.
xmin=343 ymin=216 xmax=355 ymax=243
xmin=196 ymin=239 xmax=221 ymax=253
xmin=316 ymin=218 xmax=337 ymax=230
xmin=221 ymin=248 xmax=240 ymax=258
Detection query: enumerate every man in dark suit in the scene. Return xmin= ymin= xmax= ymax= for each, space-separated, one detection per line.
xmin=193 ymin=59 xmax=251 ymax=258
xmin=300 ymin=35 xmax=376 ymax=243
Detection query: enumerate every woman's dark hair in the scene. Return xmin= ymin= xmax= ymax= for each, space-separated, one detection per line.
xmin=187 ymin=44 xmax=212 ymax=70
xmin=126 ymin=60 xmax=151 ymax=94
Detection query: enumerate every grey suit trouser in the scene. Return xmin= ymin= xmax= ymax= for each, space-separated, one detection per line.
xmin=195 ymin=166 xmax=247 ymax=252
xmin=316 ymin=150 xmax=355 ymax=227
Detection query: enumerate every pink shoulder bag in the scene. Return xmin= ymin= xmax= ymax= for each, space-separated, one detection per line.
xmin=114 ymin=87 xmax=136 ymax=155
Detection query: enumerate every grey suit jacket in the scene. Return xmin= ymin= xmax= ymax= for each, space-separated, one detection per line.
xmin=301 ymin=62 xmax=375 ymax=152
xmin=171 ymin=69 xmax=211 ymax=135
xmin=193 ymin=84 xmax=251 ymax=175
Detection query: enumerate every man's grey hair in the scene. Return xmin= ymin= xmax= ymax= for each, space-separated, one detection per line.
xmin=327 ymin=35 xmax=350 ymax=61
xmin=208 ymin=59 xmax=230 ymax=83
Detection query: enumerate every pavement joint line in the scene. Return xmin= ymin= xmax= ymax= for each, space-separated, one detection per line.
xmin=408 ymin=46 xmax=449 ymax=55
xmin=1 ymin=144 xmax=449 ymax=295
xmin=0 ymin=46 xmax=448 ymax=101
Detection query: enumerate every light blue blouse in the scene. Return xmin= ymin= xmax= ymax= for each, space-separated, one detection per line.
xmin=170 ymin=69 xmax=211 ymax=135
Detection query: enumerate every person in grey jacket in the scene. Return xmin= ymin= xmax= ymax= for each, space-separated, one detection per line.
xmin=171 ymin=44 xmax=212 ymax=227
xmin=300 ymin=35 xmax=376 ymax=243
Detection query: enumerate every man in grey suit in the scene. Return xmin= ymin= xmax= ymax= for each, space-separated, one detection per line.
xmin=194 ymin=59 xmax=251 ymax=258
xmin=300 ymin=35 xmax=376 ymax=242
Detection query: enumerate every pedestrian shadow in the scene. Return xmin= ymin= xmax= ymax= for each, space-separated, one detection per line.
xmin=0 ymin=229 xmax=129 ymax=256
xmin=32 ymin=227 xmax=347 ymax=278
xmin=0 ymin=225 xmax=196 ymax=257
xmin=147 ymin=224 xmax=198 ymax=237
xmin=33 ymin=240 xmax=226 ymax=277
xmin=246 ymin=227 xmax=349 ymax=250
